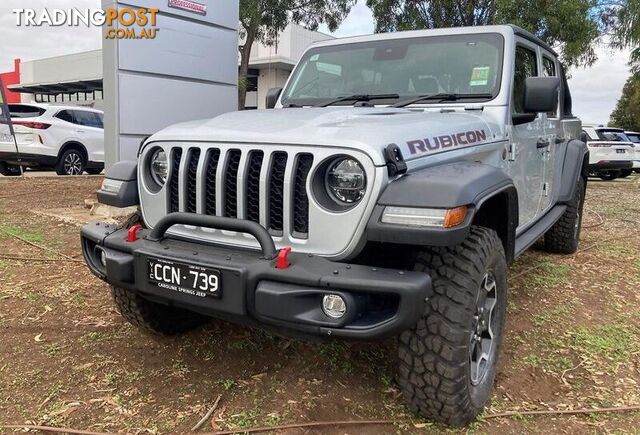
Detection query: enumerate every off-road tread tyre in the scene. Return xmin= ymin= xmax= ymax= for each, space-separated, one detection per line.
xmin=111 ymin=286 xmax=208 ymax=335
xmin=397 ymin=226 xmax=507 ymax=427
xmin=544 ymin=177 xmax=585 ymax=254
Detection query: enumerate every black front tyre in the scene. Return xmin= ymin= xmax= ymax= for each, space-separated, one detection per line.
xmin=111 ymin=287 xmax=209 ymax=335
xmin=0 ymin=162 xmax=22 ymax=176
xmin=56 ymin=149 xmax=85 ymax=175
xmin=544 ymin=177 xmax=585 ymax=254
xmin=397 ymin=227 xmax=507 ymax=426
xmin=85 ymin=168 xmax=103 ymax=175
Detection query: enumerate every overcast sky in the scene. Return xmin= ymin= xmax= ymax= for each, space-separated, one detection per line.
xmin=0 ymin=0 xmax=632 ymax=124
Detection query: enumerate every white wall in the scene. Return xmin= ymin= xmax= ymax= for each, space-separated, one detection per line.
xmin=19 ymin=50 xmax=102 ymax=86
xmin=103 ymin=0 xmax=239 ymax=166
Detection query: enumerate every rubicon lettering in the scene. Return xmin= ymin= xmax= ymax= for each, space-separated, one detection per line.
xmin=406 ymin=129 xmax=489 ymax=155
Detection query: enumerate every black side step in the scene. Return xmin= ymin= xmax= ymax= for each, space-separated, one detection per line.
xmin=514 ymin=205 xmax=567 ymax=258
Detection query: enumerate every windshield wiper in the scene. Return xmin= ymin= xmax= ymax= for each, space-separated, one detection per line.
xmin=319 ymin=93 xmax=400 ymax=107
xmin=392 ymin=93 xmax=494 ymax=108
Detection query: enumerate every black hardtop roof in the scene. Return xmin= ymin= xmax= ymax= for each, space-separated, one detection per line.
xmin=508 ymin=24 xmax=558 ymax=57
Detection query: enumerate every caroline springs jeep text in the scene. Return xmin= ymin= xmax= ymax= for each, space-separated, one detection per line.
xmin=81 ymin=25 xmax=587 ymax=426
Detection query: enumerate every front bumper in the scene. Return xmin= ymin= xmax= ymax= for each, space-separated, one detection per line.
xmin=81 ymin=213 xmax=432 ymax=340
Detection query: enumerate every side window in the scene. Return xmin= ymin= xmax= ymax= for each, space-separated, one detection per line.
xmin=74 ymin=110 xmax=103 ymax=128
xmin=513 ymin=46 xmax=538 ymax=115
xmin=542 ymin=57 xmax=556 ymax=77
xmin=55 ymin=110 xmax=74 ymax=123
xmin=542 ymin=56 xmax=558 ymax=117
xmin=96 ymin=113 xmax=104 ymax=129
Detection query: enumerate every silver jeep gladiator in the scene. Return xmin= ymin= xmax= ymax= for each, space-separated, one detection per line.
xmin=82 ymin=25 xmax=587 ymax=426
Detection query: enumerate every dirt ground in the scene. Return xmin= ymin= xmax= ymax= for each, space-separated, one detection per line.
xmin=0 ymin=175 xmax=639 ymax=434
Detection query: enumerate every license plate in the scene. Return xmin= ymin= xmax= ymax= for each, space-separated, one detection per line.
xmin=147 ymin=258 xmax=221 ymax=298
xmin=616 ymin=149 xmax=626 ymax=154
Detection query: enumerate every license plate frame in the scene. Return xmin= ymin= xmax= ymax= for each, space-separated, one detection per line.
xmin=147 ymin=257 xmax=222 ymax=299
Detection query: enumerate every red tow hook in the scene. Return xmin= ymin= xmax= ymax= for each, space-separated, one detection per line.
xmin=127 ymin=224 xmax=143 ymax=242
xmin=276 ymin=247 xmax=292 ymax=269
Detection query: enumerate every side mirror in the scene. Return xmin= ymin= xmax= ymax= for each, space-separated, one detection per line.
xmin=266 ymin=87 xmax=283 ymax=109
xmin=523 ymin=77 xmax=560 ymax=113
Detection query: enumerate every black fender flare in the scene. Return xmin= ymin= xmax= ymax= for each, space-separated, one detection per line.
xmin=367 ymin=161 xmax=518 ymax=250
xmin=96 ymin=161 xmax=139 ymax=208
xmin=558 ymin=139 xmax=589 ymax=203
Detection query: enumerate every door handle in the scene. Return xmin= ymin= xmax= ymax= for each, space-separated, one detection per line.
xmin=76 ymin=129 xmax=85 ymax=133
xmin=537 ymin=139 xmax=550 ymax=149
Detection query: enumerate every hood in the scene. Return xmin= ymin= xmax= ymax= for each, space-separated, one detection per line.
xmin=150 ymin=107 xmax=500 ymax=166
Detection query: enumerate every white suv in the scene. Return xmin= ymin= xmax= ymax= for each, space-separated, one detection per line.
xmin=581 ymin=126 xmax=634 ymax=180
xmin=0 ymin=103 xmax=104 ymax=176
xmin=625 ymin=131 xmax=640 ymax=173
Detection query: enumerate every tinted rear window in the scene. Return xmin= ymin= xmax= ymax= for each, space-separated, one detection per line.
xmin=55 ymin=110 xmax=74 ymax=123
xmin=8 ymin=104 xmax=46 ymax=118
xmin=596 ymin=129 xmax=629 ymax=142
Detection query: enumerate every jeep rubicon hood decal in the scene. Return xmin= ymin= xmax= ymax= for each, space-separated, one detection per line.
xmin=150 ymin=107 xmax=497 ymax=165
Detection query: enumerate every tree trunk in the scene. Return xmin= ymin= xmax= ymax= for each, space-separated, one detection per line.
xmin=238 ymin=28 xmax=256 ymax=111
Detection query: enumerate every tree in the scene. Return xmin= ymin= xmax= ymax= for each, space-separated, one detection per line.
xmin=238 ymin=0 xmax=356 ymax=109
xmin=605 ymin=0 xmax=640 ymax=71
xmin=365 ymin=0 xmax=602 ymax=67
xmin=609 ymin=72 xmax=640 ymax=131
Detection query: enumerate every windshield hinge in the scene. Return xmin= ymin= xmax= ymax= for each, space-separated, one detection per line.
xmin=384 ymin=144 xmax=407 ymax=177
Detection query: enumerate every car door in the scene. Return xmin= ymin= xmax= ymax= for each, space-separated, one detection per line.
xmin=71 ymin=110 xmax=104 ymax=162
xmin=539 ymin=53 xmax=562 ymax=213
xmin=507 ymin=42 xmax=546 ymax=229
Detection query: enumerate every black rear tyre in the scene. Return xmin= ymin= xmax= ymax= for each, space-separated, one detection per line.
xmin=0 ymin=162 xmax=22 ymax=176
xmin=111 ymin=286 xmax=209 ymax=335
xmin=397 ymin=227 xmax=507 ymax=426
xmin=544 ymin=177 xmax=585 ymax=254
xmin=85 ymin=168 xmax=103 ymax=175
xmin=598 ymin=171 xmax=619 ymax=181
xmin=619 ymin=169 xmax=633 ymax=178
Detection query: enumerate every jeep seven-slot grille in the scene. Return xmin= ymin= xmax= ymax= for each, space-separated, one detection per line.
xmin=167 ymin=147 xmax=313 ymax=239
xmin=169 ymin=148 xmax=182 ymax=213
xmin=186 ymin=149 xmax=200 ymax=213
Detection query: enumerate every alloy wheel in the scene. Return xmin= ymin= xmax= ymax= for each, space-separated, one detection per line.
xmin=63 ymin=152 xmax=83 ymax=175
xmin=469 ymin=271 xmax=498 ymax=386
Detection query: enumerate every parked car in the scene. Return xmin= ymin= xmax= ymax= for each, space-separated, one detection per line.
xmin=581 ymin=126 xmax=634 ymax=180
xmin=82 ymin=25 xmax=586 ymax=426
xmin=625 ymin=131 xmax=640 ymax=173
xmin=0 ymin=103 xmax=104 ymax=176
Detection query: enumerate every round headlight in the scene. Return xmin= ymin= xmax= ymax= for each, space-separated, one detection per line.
xmin=149 ymin=149 xmax=168 ymax=186
xmin=325 ymin=158 xmax=366 ymax=204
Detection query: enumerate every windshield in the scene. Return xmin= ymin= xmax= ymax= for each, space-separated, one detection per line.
xmin=281 ymin=33 xmax=504 ymax=107
xmin=596 ymin=129 xmax=630 ymax=142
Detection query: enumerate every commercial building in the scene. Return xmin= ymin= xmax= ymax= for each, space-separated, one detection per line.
xmin=1 ymin=23 xmax=333 ymax=111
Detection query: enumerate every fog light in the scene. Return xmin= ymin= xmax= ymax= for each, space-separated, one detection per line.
xmin=98 ymin=248 xmax=107 ymax=268
xmin=322 ymin=294 xmax=347 ymax=319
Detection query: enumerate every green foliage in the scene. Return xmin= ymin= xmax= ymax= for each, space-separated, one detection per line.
xmin=238 ymin=0 xmax=356 ymax=108
xmin=606 ymin=0 xmax=640 ymax=70
xmin=609 ymin=72 xmax=640 ymax=131
xmin=366 ymin=0 xmax=602 ymax=67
